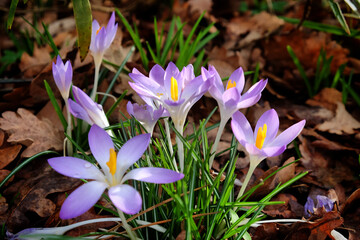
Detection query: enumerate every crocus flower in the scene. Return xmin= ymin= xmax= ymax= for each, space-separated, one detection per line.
xmin=48 ymin=125 xmax=184 ymax=219
xmin=231 ymin=109 xmax=306 ymax=165
xmin=90 ymin=11 xmax=118 ymax=59
xmin=90 ymin=11 xmax=118 ymax=100
xmin=304 ymin=195 xmax=334 ymax=218
xmin=68 ymin=86 xmax=109 ymax=129
xmin=127 ymin=102 xmax=169 ymax=135
xmin=202 ymin=65 xmax=267 ymax=122
xmin=52 ymin=55 xmax=72 ymax=100
xmin=201 ymin=65 xmax=267 ymax=169
xmin=232 ymin=109 xmax=305 ymax=199
xmin=129 ymin=62 xmax=210 ymax=172
xmin=128 ymin=62 xmax=209 ymax=130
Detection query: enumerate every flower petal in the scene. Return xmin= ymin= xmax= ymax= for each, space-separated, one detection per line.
xmin=116 ymin=134 xmax=151 ymax=178
xmin=223 ymin=87 xmax=241 ymax=109
xmin=88 ymin=125 xmax=114 ymax=172
xmin=60 ymin=181 xmax=107 ymax=219
xmin=48 ymin=157 xmax=106 ymax=181
xmin=261 ymin=145 xmax=286 ymax=157
xmin=229 ymin=67 xmax=245 ymax=93
xmin=269 ymin=120 xmax=306 ymax=147
xmin=108 ymin=184 xmax=142 ymax=215
xmin=231 ymin=111 xmax=254 ymax=145
xmin=149 ymin=64 xmax=165 ymax=85
xmin=122 ymin=167 xmax=184 ymax=184
xmin=68 ymin=99 xmax=92 ymax=124
xmin=254 ymin=109 xmax=279 ymax=146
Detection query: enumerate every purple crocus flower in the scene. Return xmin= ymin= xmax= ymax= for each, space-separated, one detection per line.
xmin=48 ymin=125 xmax=184 ymax=219
xmin=90 ymin=11 xmax=118 ymax=58
xmin=68 ymin=86 xmax=109 ymax=129
xmin=128 ymin=62 xmax=210 ymax=130
xmin=231 ymin=109 xmax=306 ymax=165
xmin=52 ymin=55 xmax=72 ymax=100
xmin=127 ymin=102 xmax=169 ymax=135
xmin=304 ymin=195 xmax=334 ymax=218
xmin=202 ymin=65 xmax=267 ymax=121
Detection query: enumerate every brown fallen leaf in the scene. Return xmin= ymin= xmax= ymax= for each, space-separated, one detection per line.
xmin=316 ymin=102 xmax=360 ymax=135
xmin=0 ymin=145 xmax=22 ymax=169
xmin=6 ymin=160 xmax=80 ymax=232
xmin=306 ymin=88 xmax=342 ymax=112
xmin=19 ymin=44 xmax=52 ymax=78
xmin=0 ymin=108 xmax=63 ymax=157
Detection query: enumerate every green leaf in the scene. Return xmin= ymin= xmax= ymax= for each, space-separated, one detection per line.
xmin=7 ymin=0 xmax=19 ymax=30
xmin=328 ymin=0 xmax=351 ymax=34
xmin=73 ymin=0 xmax=92 ymax=61
xmin=44 ymin=80 xmax=68 ymax=130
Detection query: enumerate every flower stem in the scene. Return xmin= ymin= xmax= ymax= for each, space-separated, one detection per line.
xmin=117 ymin=209 xmax=137 ymax=240
xmin=164 ymin=118 xmax=173 ymax=155
xmin=236 ymin=156 xmax=263 ymax=201
xmin=209 ymin=117 xmax=228 ymax=169
xmin=65 ymin=101 xmax=73 ymax=156
xmin=174 ymin=122 xmax=184 ymax=172
xmin=90 ymin=56 xmax=102 ymax=101
xmin=164 ymin=118 xmax=178 ymax=172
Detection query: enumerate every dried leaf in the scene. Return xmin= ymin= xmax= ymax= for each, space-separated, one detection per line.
xmin=0 ymin=145 xmax=22 ymax=169
xmin=316 ymin=102 xmax=360 ymax=135
xmin=19 ymin=44 xmax=52 ymax=78
xmin=6 ymin=161 xmax=80 ymax=232
xmin=0 ymin=108 xmax=63 ymax=157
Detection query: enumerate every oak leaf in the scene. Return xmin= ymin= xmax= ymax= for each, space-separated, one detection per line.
xmin=316 ymin=102 xmax=360 ymax=135
xmin=0 ymin=108 xmax=63 ymax=157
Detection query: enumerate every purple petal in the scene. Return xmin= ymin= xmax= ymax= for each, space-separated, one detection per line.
xmin=72 ymin=86 xmax=98 ymax=112
xmin=68 ymin=99 xmax=92 ymax=124
xmin=269 ymin=120 xmax=306 ymax=147
xmin=60 ymin=181 xmax=107 ymax=219
xmin=304 ymin=196 xmax=315 ymax=217
xmin=149 ymin=64 xmax=165 ymax=85
xmin=236 ymin=93 xmax=261 ymax=109
xmin=88 ymin=125 xmax=114 ymax=172
xmin=64 ymin=60 xmax=72 ymax=91
xmin=229 ymin=67 xmax=245 ymax=93
xmin=231 ymin=111 xmax=254 ymax=145
xmin=254 ymin=109 xmax=279 ymax=146
xmin=48 ymin=157 xmax=105 ymax=181
xmin=262 ymin=145 xmax=286 ymax=157
xmin=128 ymin=82 xmax=159 ymax=99
xmin=316 ymin=195 xmax=334 ymax=212
xmin=90 ymin=20 xmax=100 ymax=52
xmin=122 ymin=167 xmax=184 ymax=184
xmin=116 ymin=134 xmax=151 ymax=178
xmin=223 ymin=87 xmax=241 ymax=109
xmin=108 ymin=184 xmax=142 ymax=215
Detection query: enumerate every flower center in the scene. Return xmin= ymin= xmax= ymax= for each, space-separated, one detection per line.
xmin=96 ymin=27 xmax=103 ymax=35
xmin=255 ymin=124 xmax=267 ymax=149
xmin=106 ymin=148 xmax=117 ymax=175
xmin=226 ymin=79 xmax=236 ymax=90
xmin=170 ymin=76 xmax=179 ymax=101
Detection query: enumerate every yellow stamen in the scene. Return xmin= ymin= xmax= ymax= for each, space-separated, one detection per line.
xmin=96 ymin=27 xmax=103 ymax=35
xmin=157 ymin=93 xmax=163 ymax=97
xmin=170 ymin=77 xmax=179 ymax=101
xmin=255 ymin=124 xmax=267 ymax=149
xmin=106 ymin=148 xmax=117 ymax=175
xmin=226 ymin=79 xmax=236 ymax=90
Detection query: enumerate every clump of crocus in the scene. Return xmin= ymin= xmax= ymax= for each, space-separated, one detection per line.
xmin=90 ymin=11 xmax=118 ymax=100
xmin=127 ymin=101 xmax=169 ymax=136
xmin=201 ymin=65 xmax=267 ymax=169
xmin=48 ymin=125 xmax=183 ymax=238
xmin=52 ymin=55 xmax=73 ymax=155
xmin=129 ymin=62 xmax=210 ymax=172
xmin=304 ymin=195 xmax=334 ymax=218
xmin=231 ymin=109 xmax=305 ymax=199
xmin=68 ymin=86 xmax=110 ymax=133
